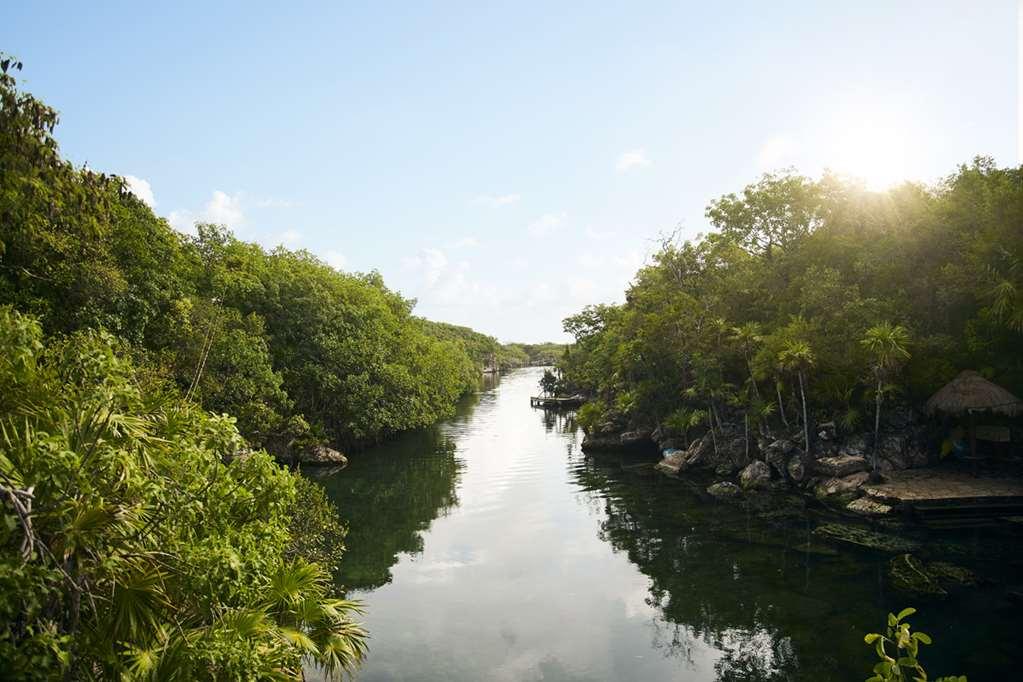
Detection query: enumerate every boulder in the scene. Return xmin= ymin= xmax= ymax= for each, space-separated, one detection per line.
xmin=706 ymin=481 xmax=741 ymax=498
xmin=763 ymin=439 xmax=794 ymax=477
xmin=786 ymin=455 xmax=806 ymax=482
xmin=813 ymin=455 xmax=868 ymax=478
xmin=739 ymin=460 xmax=771 ymax=490
xmin=877 ymin=434 xmax=908 ymax=459
xmin=620 ymin=429 xmax=654 ymax=448
xmin=906 ymin=444 xmax=929 ymax=469
xmin=845 ymin=497 xmax=892 ymax=517
xmin=883 ymin=406 xmax=915 ymax=430
xmin=581 ymin=433 xmax=622 ymax=451
xmin=680 ymin=436 xmax=712 ymax=470
xmin=817 ymin=421 xmax=837 ymax=441
xmin=838 ymin=434 xmax=867 ymax=457
xmin=814 ymin=471 xmax=869 ymax=499
xmin=295 ymin=445 xmax=349 ymax=467
xmin=654 ymin=449 xmax=686 ymax=475
xmin=659 ymin=438 xmax=680 ymax=451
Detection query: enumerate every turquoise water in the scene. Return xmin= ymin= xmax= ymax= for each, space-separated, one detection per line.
xmin=313 ymin=368 xmax=1021 ymax=681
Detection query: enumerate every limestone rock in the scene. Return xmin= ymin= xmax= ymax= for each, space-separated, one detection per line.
xmin=295 ymin=445 xmax=348 ymax=467
xmin=706 ymin=481 xmax=741 ymax=498
xmin=817 ymin=421 xmax=837 ymax=441
xmin=786 ymin=455 xmax=806 ymax=482
xmin=838 ymin=434 xmax=867 ymax=457
xmin=739 ymin=460 xmax=771 ymax=490
xmin=620 ymin=429 xmax=654 ymax=448
xmin=764 ymin=439 xmax=793 ymax=478
xmin=814 ymin=455 xmax=868 ymax=478
xmin=846 ymin=497 xmax=892 ymax=517
xmin=654 ymin=448 xmax=686 ymax=475
xmin=814 ymin=471 xmax=869 ymax=499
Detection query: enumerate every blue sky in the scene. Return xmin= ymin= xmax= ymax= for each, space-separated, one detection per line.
xmin=3 ymin=2 xmax=1016 ymax=341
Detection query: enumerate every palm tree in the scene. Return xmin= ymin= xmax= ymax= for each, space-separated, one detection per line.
xmin=778 ymin=340 xmax=815 ymax=455
xmin=861 ymin=322 xmax=911 ymax=479
xmin=729 ymin=322 xmax=763 ymax=401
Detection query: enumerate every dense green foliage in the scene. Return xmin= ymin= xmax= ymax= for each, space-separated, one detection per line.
xmin=864 ymin=607 xmax=965 ymax=681
xmin=560 ymin=164 xmax=1023 ymax=439
xmin=0 ymin=307 xmax=367 ymax=679
xmin=0 ymin=60 xmax=492 ymax=455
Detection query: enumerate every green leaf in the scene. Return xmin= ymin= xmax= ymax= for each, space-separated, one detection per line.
xmin=896 ymin=607 xmax=917 ymax=622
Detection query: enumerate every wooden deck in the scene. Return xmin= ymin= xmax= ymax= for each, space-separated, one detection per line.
xmin=530 ymin=395 xmax=585 ymax=408
xmin=863 ymin=469 xmax=1023 ymax=528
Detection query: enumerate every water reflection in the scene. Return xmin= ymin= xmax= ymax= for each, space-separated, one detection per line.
xmin=316 ymin=391 xmax=483 ymax=589
xmin=314 ymin=368 xmax=1020 ymax=682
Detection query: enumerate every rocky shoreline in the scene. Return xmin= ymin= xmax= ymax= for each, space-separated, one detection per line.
xmin=582 ymin=406 xmax=931 ymax=516
xmin=578 ymin=407 xmax=1017 ymax=599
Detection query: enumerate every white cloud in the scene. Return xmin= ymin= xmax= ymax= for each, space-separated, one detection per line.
xmin=758 ymin=134 xmax=798 ymax=170
xmin=277 ymin=229 xmax=302 ymax=247
xmin=167 ymin=189 xmax=245 ymax=234
xmin=402 ymin=247 xmax=499 ymax=306
xmin=616 ymin=149 xmax=651 ymax=173
xmin=255 ymin=197 xmax=299 ymax=208
xmin=527 ymin=212 xmax=566 ymax=236
xmin=204 ymin=190 xmax=244 ymax=226
xmin=472 ymin=193 xmax=520 ymax=207
xmin=584 ymin=226 xmax=615 ymax=241
xmin=123 ymin=175 xmax=155 ymax=208
xmin=448 ymin=236 xmax=479 ymax=249
xmin=403 ymin=247 xmax=449 ymax=286
xmin=324 ymin=249 xmax=347 ymax=270
xmin=568 ymin=277 xmax=596 ymax=300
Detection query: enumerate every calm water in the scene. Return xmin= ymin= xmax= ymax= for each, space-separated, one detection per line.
xmin=312 ymin=368 xmax=1021 ymax=681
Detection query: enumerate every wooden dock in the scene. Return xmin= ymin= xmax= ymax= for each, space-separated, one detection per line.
xmin=862 ymin=469 xmax=1023 ymax=528
xmin=530 ymin=395 xmax=585 ymax=409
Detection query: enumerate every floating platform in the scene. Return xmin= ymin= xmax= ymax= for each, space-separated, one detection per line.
xmin=530 ymin=395 xmax=585 ymax=408
xmin=862 ymin=469 xmax=1023 ymax=528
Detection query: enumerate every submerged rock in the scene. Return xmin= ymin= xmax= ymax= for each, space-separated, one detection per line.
xmin=887 ymin=554 xmax=978 ymax=597
xmin=739 ymin=460 xmax=771 ymax=490
xmin=706 ymin=481 xmax=741 ymax=498
xmin=889 ymin=553 xmax=946 ymax=596
xmin=927 ymin=561 xmax=980 ymax=588
xmin=813 ymin=523 xmax=920 ymax=553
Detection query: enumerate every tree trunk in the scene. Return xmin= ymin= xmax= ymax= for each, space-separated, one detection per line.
xmin=872 ymin=378 xmax=883 ymax=477
xmin=776 ymin=381 xmax=789 ymax=428
xmin=744 ymin=413 xmax=750 ymax=460
xmin=798 ymin=370 xmax=810 ymax=455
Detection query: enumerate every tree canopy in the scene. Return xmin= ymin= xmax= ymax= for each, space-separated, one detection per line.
xmin=560 ymin=162 xmax=1023 ymax=439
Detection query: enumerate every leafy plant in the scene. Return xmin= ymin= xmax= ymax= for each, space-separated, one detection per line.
xmin=864 ymin=607 xmax=965 ymax=682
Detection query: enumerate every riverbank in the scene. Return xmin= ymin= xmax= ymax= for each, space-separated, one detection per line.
xmin=315 ymin=368 xmax=1023 ymax=680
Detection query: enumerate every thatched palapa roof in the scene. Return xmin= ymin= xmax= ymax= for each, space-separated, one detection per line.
xmin=925 ymin=370 xmax=1022 ymax=417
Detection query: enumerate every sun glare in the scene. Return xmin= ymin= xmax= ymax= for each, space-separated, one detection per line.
xmin=821 ymin=96 xmax=918 ymax=191
xmin=830 ymin=122 xmax=910 ymax=191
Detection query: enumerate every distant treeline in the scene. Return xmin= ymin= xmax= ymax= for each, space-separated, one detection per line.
xmin=559 ymin=161 xmax=1023 ymax=439
xmin=417 ymin=320 xmax=564 ymax=371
